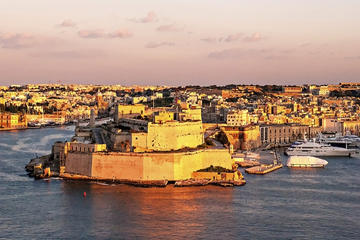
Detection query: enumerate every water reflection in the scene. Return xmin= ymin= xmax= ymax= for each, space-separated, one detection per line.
xmin=1 ymin=128 xmax=360 ymax=239
xmin=60 ymin=183 xmax=235 ymax=239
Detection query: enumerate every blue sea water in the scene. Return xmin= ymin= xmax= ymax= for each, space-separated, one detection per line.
xmin=0 ymin=127 xmax=360 ymax=240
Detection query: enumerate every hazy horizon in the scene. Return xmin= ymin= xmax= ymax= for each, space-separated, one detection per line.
xmin=1 ymin=0 xmax=359 ymax=86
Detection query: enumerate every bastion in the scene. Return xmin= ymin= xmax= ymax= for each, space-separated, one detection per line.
xmin=27 ymin=108 xmax=239 ymax=186
xmin=64 ymin=148 xmax=233 ymax=181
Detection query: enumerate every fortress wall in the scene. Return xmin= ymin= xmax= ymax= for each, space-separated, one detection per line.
xmin=172 ymin=151 xmax=199 ymax=180
xmin=65 ymin=152 xmax=92 ymax=176
xmin=131 ymin=132 xmax=148 ymax=152
xmin=201 ymin=149 xmax=233 ymax=170
xmin=147 ymin=121 xmax=204 ymax=151
xmin=91 ymin=153 xmax=144 ymax=180
xmin=171 ymin=150 xmax=233 ymax=180
xmin=65 ymin=149 xmax=233 ymax=181
xmin=142 ymin=154 xmax=175 ymax=180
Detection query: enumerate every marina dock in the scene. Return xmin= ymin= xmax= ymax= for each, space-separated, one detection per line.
xmin=235 ymin=160 xmax=261 ymax=168
xmin=245 ymin=164 xmax=283 ymax=175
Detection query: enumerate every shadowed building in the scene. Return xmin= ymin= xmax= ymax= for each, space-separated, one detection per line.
xmin=220 ymin=125 xmax=261 ymax=151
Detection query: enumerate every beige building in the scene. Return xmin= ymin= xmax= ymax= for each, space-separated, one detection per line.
xmin=322 ymin=118 xmax=343 ymax=133
xmin=114 ymin=104 xmax=146 ymax=121
xmin=220 ymin=125 xmax=261 ymax=151
xmin=153 ymin=111 xmax=174 ymax=123
xmin=178 ymin=106 xmax=202 ymax=122
xmin=0 ymin=113 xmax=27 ymax=129
xmin=260 ymin=124 xmax=317 ymax=145
xmin=226 ymin=110 xmax=250 ymax=126
xmin=343 ymin=120 xmax=360 ymax=135
xmin=105 ymin=115 xmax=204 ymax=152
xmin=319 ymin=86 xmax=330 ymax=96
xmin=282 ymin=86 xmax=303 ymax=93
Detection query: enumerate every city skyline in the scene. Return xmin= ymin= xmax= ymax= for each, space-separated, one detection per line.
xmin=1 ymin=0 xmax=360 ymax=86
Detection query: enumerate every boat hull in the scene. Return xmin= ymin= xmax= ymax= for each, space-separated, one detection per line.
xmin=286 ymin=151 xmax=353 ymax=157
xmin=286 ymin=156 xmax=328 ymax=168
xmin=287 ymin=164 xmax=326 ymax=168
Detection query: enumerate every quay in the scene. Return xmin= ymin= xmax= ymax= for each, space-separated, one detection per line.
xmin=235 ymin=160 xmax=261 ymax=168
xmin=245 ymin=163 xmax=283 ymax=175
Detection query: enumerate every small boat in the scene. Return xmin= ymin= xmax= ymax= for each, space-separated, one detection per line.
xmin=287 ymin=156 xmax=328 ymax=168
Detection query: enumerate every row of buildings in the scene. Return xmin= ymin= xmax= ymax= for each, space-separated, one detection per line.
xmin=1 ymin=83 xmax=360 ymax=146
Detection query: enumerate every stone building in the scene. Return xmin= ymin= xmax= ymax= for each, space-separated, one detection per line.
xmin=282 ymin=86 xmax=303 ymax=93
xmin=220 ymin=125 xmax=261 ymax=151
xmin=114 ymin=104 xmax=146 ymax=122
xmin=226 ymin=110 xmax=250 ymax=126
xmin=103 ymin=109 xmax=205 ymax=153
xmin=260 ymin=124 xmax=320 ymax=145
xmin=342 ymin=120 xmax=360 ymax=135
xmin=202 ymin=105 xmax=229 ymax=123
xmin=0 ymin=113 xmax=27 ymax=129
xmin=321 ymin=118 xmax=342 ymax=133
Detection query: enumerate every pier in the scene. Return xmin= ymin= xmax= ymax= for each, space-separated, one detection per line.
xmin=245 ymin=163 xmax=283 ymax=175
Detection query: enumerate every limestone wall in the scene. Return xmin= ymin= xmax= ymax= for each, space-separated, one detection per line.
xmin=65 ymin=148 xmax=232 ymax=181
xmin=91 ymin=153 xmax=145 ymax=180
xmin=66 ymin=152 xmax=92 ymax=176
xmin=131 ymin=132 xmax=148 ymax=152
xmin=117 ymin=104 xmax=145 ymax=116
xmin=69 ymin=142 xmax=107 ymax=153
xmin=147 ymin=121 xmax=204 ymax=151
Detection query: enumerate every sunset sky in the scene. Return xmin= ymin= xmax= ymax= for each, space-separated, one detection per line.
xmin=0 ymin=0 xmax=359 ymax=86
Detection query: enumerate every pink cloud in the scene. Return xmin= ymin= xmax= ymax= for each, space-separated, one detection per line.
xmin=224 ymin=33 xmax=243 ymax=42
xmin=58 ymin=19 xmax=76 ymax=28
xmin=208 ymin=48 xmax=272 ymax=59
xmin=200 ymin=37 xmax=218 ymax=43
xmin=30 ymin=49 xmax=106 ymax=58
xmin=78 ymin=29 xmax=105 ymax=38
xmin=243 ymin=32 xmax=265 ymax=42
xmin=108 ymin=29 xmax=132 ymax=38
xmin=145 ymin=41 xmax=174 ymax=48
xmin=130 ymin=11 xmax=158 ymax=23
xmin=156 ymin=23 xmax=184 ymax=32
xmin=0 ymin=32 xmax=36 ymax=49
xmin=201 ymin=32 xmax=264 ymax=44
xmin=78 ymin=29 xmax=132 ymax=39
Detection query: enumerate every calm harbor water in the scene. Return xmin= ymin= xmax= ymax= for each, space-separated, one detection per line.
xmin=0 ymin=127 xmax=360 ymax=240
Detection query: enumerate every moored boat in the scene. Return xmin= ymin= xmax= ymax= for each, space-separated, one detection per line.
xmin=286 ymin=141 xmax=355 ymax=157
xmin=287 ymin=156 xmax=328 ymax=168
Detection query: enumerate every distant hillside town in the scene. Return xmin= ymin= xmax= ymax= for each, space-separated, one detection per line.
xmin=1 ymin=82 xmax=360 ymax=151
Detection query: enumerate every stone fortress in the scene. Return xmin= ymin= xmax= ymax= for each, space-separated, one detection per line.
xmin=52 ymin=102 xmax=238 ymax=183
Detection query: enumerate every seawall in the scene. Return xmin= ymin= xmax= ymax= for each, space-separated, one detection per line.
xmin=64 ymin=148 xmax=233 ymax=181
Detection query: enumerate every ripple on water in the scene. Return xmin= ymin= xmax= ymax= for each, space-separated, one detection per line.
xmin=1 ymin=128 xmax=360 ymax=240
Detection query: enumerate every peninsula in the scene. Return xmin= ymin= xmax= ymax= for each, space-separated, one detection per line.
xmin=26 ymin=101 xmax=245 ymax=187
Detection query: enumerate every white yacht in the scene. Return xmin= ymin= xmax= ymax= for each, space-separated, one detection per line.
xmin=318 ymin=133 xmax=360 ymax=149
xmin=287 ymin=156 xmax=328 ymax=168
xmin=286 ymin=141 xmax=355 ymax=157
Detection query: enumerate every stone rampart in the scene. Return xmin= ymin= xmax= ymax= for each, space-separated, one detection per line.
xmin=64 ymin=148 xmax=232 ymax=181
